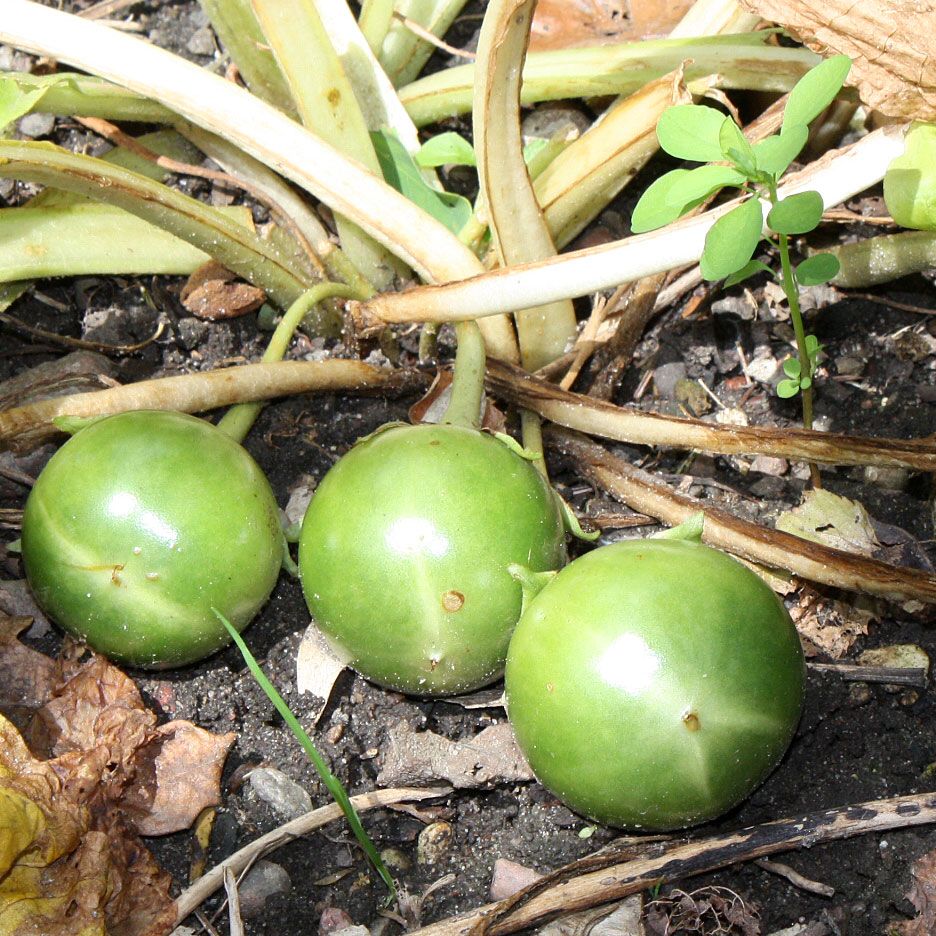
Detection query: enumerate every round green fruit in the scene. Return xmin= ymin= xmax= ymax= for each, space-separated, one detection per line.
xmin=22 ymin=410 xmax=283 ymax=669
xmin=505 ymin=537 xmax=804 ymax=830
xmin=298 ymin=423 xmax=566 ymax=695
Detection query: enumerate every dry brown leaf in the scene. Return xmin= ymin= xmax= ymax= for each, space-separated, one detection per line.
xmin=180 ymin=259 xmax=266 ymax=320
xmin=894 ymin=848 xmax=936 ymax=935
xmin=0 ymin=620 xmax=233 ymax=934
xmin=738 ymin=0 xmax=936 ymax=119
xmin=377 ymin=721 xmax=533 ymax=788
xmin=789 ymin=585 xmax=875 ymax=658
xmin=530 ymin=0 xmax=693 ymax=50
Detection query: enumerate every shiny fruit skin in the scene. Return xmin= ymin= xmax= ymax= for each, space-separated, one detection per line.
xmin=21 ymin=410 xmax=283 ymax=669
xmin=298 ymin=423 xmax=566 ymax=695
xmin=505 ymin=538 xmax=804 ymax=830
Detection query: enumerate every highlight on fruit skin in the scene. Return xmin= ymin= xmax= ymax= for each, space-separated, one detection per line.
xmin=298 ymin=422 xmax=567 ymax=696
xmin=21 ymin=409 xmax=284 ymax=669
xmin=505 ymin=535 xmax=805 ymax=831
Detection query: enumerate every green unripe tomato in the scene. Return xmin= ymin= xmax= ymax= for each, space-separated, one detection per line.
xmin=884 ymin=121 xmax=936 ymax=230
xmin=505 ymin=538 xmax=804 ymax=831
xmin=299 ymin=423 xmax=566 ymax=695
xmin=21 ymin=410 xmax=283 ymax=669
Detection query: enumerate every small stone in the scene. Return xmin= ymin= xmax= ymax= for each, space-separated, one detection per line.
xmin=331 ymin=927 xmax=370 ymax=936
xmin=750 ymin=455 xmax=788 ymax=477
xmin=379 ymin=846 xmax=411 ymax=873
xmin=490 ymin=858 xmax=542 ymax=900
xmin=417 ymin=821 xmax=454 ymax=865
xmin=17 ymin=112 xmax=55 ymax=138
xmin=320 ymin=908 xmax=355 ymax=934
xmin=247 ymin=766 xmax=313 ymax=821
xmin=746 ymin=352 xmax=779 ymax=383
xmin=715 ymin=406 xmax=748 ymax=426
xmin=186 ymin=25 xmax=218 ymax=56
xmin=238 ymin=860 xmax=291 ymax=918
xmin=862 ymin=465 xmax=911 ymax=491
xmin=674 ymin=378 xmax=711 ymax=415
xmin=652 ymin=361 xmax=687 ymax=399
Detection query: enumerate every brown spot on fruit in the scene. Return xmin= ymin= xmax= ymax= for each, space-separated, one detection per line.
xmin=682 ymin=710 xmax=701 ymax=732
xmin=442 ymin=590 xmax=465 ymax=612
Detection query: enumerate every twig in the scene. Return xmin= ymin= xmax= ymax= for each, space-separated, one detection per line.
xmin=404 ymin=792 xmax=936 ymax=936
xmin=0 ymin=311 xmax=165 ymax=356
xmin=753 ymin=858 xmax=835 ymax=897
xmin=394 ymin=12 xmax=476 ymax=60
xmin=846 ymin=292 xmax=936 ymax=316
xmin=223 ymin=868 xmax=245 ymax=936
xmin=0 ymin=359 xmax=426 ymax=453
xmin=174 ymin=786 xmax=451 ymax=924
xmin=547 ymin=428 xmax=936 ymax=606
xmin=807 ymin=662 xmax=928 ymax=688
xmin=486 ymin=359 xmax=936 ymax=471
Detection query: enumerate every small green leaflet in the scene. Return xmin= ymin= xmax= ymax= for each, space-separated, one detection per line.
xmin=415 ymin=131 xmax=477 ymax=168
xmin=700 ymin=197 xmax=764 ymax=281
xmin=630 ymin=169 xmax=694 ymax=233
xmin=718 ymin=118 xmax=756 ymax=176
xmin=0 ymin=76 xmax=59 ymax=135
xmin=723 ymin=258 xmax=774 ymax=287
xmin=777 ymin=378 xmax=801 ymax=398
xmin=766 ymin=190 xmax=823 ymax=235
xmin=782 ymin=55 xmax=851 ymax=133
xmin=753 ymin=125 xmax=809 ymax=177
xmin=371 ymin=129 xmax=473 ymax=236
xmin=796 ymin=252 xmax=840 ymax=285
xmin=656 ymin=104 xmax=727 ymax=163
xmin=783 ymin=357 xmax=801 ymax=378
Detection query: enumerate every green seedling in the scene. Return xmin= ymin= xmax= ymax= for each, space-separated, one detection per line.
xmin=215 ymin=610 xmax=397 ymax=901
xmin=632 ymin=55 xmax=852 ymax=439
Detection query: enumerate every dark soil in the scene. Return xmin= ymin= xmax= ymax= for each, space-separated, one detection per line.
xmin=4 ymin=3 xmax=936 ymax=935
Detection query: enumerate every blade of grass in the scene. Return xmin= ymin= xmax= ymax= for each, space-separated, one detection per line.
xmin=214 ymin=610 xmax=397 ymax=899
xmin=400 ymin=36 xmax=818 ymax=126
xmin=0 ymin=139 xmax=312 ymax=310
xmin=474 ymin=0 xmax=576 ymax=373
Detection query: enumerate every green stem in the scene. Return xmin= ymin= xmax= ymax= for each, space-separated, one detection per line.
xmin=218 ymin=282 xmax=367 ymax=443
xmin=441 ymin=320 xmax=487 ymax=429
xmin=770 ymin=184 xmax=821 ymax=487
xmin=520 ymin=408 xmax=547 ymax=477
xmin=214 ymin=611 xmax=396 ymax=901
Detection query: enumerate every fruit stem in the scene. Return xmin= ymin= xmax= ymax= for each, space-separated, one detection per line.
xmin=441 ymin=319 xmax=487 ymax=429
xmin=218 ymin=281 xmax=369 ymax=443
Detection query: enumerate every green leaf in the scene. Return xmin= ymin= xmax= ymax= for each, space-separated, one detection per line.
xmin=800 ymin=375 xmax=813 ymax=389
xmin=665 ymin=164 xmax=747 ymax=207
xmin=371 ymin=129 xmax=472 ymax=236
xmin=782 ymin=55 xmax=851 ymax=133
xmin=0 ymin=76 xmax=58 ymax=135
xmin=700 ymin=197 xmax=764 ymax=281
xmin=796 ymin=252 xmax=840 ymax=285
xmin=753 ymin=125 xmax=809 ymax=177
xmin=805 ymin=334 xmax=821 ymax=355
xmin=415 ymin=131 xmax=477 ymax=168
xmin=777 ymin=378 xmax=801 ymax=398
xmin=630 ymin=169 xmax=695 ymax=233
xmin=656 ymin=104 xmax=727 ymax=163
xmin=782 ymin=357 xmax=801 ymax=378
xmin=767 ymin=190 xmax=824 ymax=234
xmin=723 ymin=258 xmax=774 ymax=287
xmin=718 ymin=118 xmax=756 ymax=176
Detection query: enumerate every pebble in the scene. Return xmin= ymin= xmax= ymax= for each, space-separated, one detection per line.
xmin=379 ymin=846 xmax=412 ymax=873
xmin=862 ymin=465 xmax=911 ymax=491
xmin=750 ymin=455 xmax=788 ymax=477
xmin=247 ymin=766 xmax=313 ymax=821
xmin=490 ymin=858 xmax=542 ymax=900
xmin=186 ymin=25 xmax=218 ymax=56
xmin=320 ymin=907 xmax=355 ymax=934
xmin=17 ymin=112 xmax=55 ymax=138
xmin=674 ymin=379 xmax=712 ymax=415
xmin=238 ymin=860 xmax=291 ymax=918
xmin=652 ymin=361 xmax=687 ymax=399
xmin=746 ymin=352 xmax=779 ymax=383
xmin=417 ymin=821 xmax=454 ymax=865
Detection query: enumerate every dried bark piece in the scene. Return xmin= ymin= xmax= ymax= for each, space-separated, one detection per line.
xmin=180 ymin=259 xmax=266 ymax=320
xmin=739 ymin=0 xmax=936 ymax=119
xmin=377 ymin=721 xmax=533 ymax=789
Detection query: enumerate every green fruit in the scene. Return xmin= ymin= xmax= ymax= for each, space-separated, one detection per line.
xmin=505 ymin=538 xmax=804 ymax=830
xmin=884 ymin=121 xmax=936 ymax=230
xmin=21 ymin=410 xmax=283 ymax=669
xmin=299 ymin=423 xmax=566 ymax=695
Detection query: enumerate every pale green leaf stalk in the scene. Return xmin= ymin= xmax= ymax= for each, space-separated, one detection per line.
xmin=214 ymin=610 xmax=397 ymax=901
xmin=250 ymin=0 xmax=403 ymax=289
xmin=197 ymin=0 xmax=298 ymax=117
xmin=378 ymin=0 xmax=472 ymax=88
xmin=474 ymin=0 xmax=577 ymax=375
xmin=0 ymin=140 xmax=313 ymax=309
xmin=400 ymin=37 xmax=819 ymax=127
xmin=358 ymin=0 xmax=395 ymax=55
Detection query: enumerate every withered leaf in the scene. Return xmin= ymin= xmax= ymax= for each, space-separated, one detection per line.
xmin=895 ymin=848 xmax=936 ymax=935
xmin=789 ymin=585 xmax=875 ymax=658
xmin=739 ymin=0 xmax=936 ymax=119
xmin=180 ymin=259 xmax=266 ymax=320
